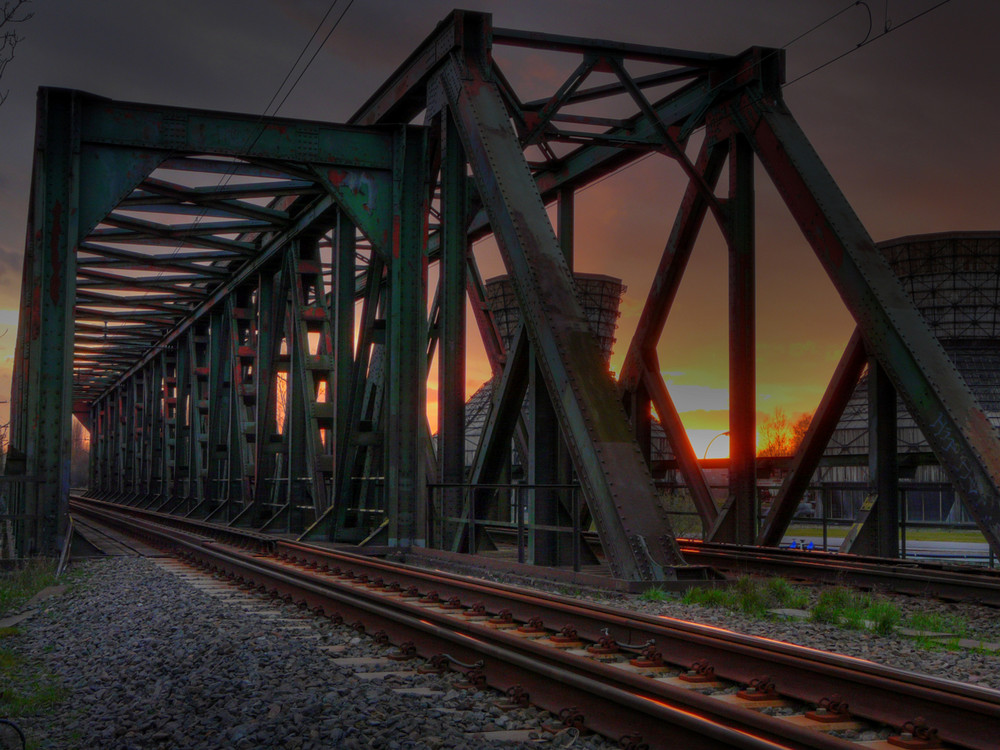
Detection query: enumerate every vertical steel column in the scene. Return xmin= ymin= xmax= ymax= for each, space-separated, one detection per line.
xmin=90 ymin=398 xmax=104 ymax=495
xmin=619 ymin=140 xmax=728 ymax=530
xmin=439 ymin=115 xmax=467 ymax=547
xmin=170 ymin=332 xmax=192 ymax=513
xmin=327 ymin=253 xmax=385 ymax=539
xmin=627 ymin=386 xmax=653 ymax=465
xmin=134 ymin=370 xmax=150 ymax=500
xmin=87 ymin=401 xmax=98 ymax=492
xmin=386 ymin=127 xmax=428 ymax=547
xmin=727 ymin=134 xmax=756 ymax=545
xmin=230 ymin=288 xmax=261 ymax=521
xmin=529 ymin=349 xmax=565 ymax=565
xmin=89 ymin=401 xmax=101 ymax=493
xmin=287 ymin=232 xmax=336 ymax=524
xmin=756 ymin=329 xmax=866 ymax=545
xmin=9 ymin=89 xmax=80 ymax=555
xmin=123 ymin=375 xmax=138 ymax=501
xmin=531 ymin=186 xmax=576 ymax=566
xmin=251 ymin=266 xmax=289 ymax=526
xmin=149 ymin=350 xmax=172 ymax=507
xmin=147 ymin=358 xmax=163 ymax=504
xmin=187 ymin=322 xmax=210 ymax=511
xmin=335 ymin=213 xmax=356 ymax=477
xmin=112 ymin=387 xmax=124 ymax=501
xmin=154 ymin=345 xmax=180 ymax=510
xmin=284 ymin=242 xmax=312 ymax=530
xmin=869 ymin=361 xmax=900 ymax=557
xmin=203 ymin=307 xmax=232 ymax=518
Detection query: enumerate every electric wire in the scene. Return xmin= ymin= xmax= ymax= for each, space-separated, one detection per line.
xmin=576 ymin=0 xmax=952 ymax=197
xmin=258 ymin=1 xmax=342 ymax=121
xmin=270 ymin=0 xmax=357 ymax=118
xmin=95 ymin=0 xmax=357 ymax=375
xmin=786 ymin=0 xmax=952 ymax=87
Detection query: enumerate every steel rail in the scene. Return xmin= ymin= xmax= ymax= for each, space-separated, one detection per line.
xmin=71 ymin=500 xmax=831 ymax=749
xmin=678 ymin=540 xmax=1000 ymax=608
xmin=483 ymin=523 xmax=1000 ymax=607
xmin=70 ymin=495 xmax=1000 ymax=750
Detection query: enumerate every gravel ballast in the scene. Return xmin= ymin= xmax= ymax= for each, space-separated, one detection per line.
xmin=5 ymin=554 xmax=1000 ymax=749
xmin=3 ymin=557 xmax=615 ymax=750
xmin=417 ymin=559 xmax=1000 ymax=693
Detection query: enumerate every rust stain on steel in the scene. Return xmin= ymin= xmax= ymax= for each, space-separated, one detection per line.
xmin=29 ymin=282 xmax=41 ymax=341
xmin=327 ymin=168 xmax=378 ymax=212
xmin=392 ymin=214 xmax=401 ymax=259
xmin=49 ymin=201 xmax=63 ymax=304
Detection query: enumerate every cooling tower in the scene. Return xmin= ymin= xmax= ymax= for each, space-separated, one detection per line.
xmin=464 ymin=273 xmax=626 ymax=465
xmin=820 ymin=232 xmax=1000 ymax=522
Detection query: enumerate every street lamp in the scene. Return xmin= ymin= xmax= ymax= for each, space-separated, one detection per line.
xmin=703 ymin=430 xmax=729 ymax=460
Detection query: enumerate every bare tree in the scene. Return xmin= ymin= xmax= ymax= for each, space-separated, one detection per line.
xmin=758 ymin=407 xmax=814 ymax=458
xmin=790 ymin=412 xmax=812 ymax=453
xmin=758 ymin=407 xmax=792 ymax=458
xmin=0 ymin=0 xmax=33 ymax=106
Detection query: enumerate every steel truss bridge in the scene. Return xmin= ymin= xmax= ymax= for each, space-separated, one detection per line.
xmin=7 ymin=10 xmax=1000 ymax=579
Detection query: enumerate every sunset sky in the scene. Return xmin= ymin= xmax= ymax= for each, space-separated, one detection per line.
xmin=0 ymin=0 xmax=996 ymax=458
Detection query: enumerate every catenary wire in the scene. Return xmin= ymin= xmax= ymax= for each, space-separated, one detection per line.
xmin=577 ymin=0 xmax=952 ymax=198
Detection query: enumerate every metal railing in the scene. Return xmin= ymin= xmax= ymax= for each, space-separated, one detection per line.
xmin=429 ymin=482 xmax=586 ymax=571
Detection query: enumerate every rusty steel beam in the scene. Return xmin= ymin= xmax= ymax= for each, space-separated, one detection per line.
xmin=619 ymin=139 xmax=728 ymax=529
xmin=492 ymin=27 xmax=728 ymax=67
xmin=728 ymin=62 xmax=1000 ymax=558
xmin=722 ymin=133 xmax=757 ymax=546
xmin=438 ymin=114 xmax=467 ymax=548
xmin=440 ymin=29 xmax=687 ymax=579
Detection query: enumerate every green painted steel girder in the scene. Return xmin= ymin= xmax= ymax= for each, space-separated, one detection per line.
xmin=440 ymin=39 xmax=685 ymax=580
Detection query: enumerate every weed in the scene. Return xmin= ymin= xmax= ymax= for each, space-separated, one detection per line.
xmin=682 ymin=586 xmax=730 ymax=607
xmin=0 ymin=643 xmax=66 ymax=717
xmin=810 ymin=587 xmax=856 ymax=624
xmin=867 ymin=601 xmax=902 ymax=636
xmin=810 ymin=587 xmax=901 ymax=635
xmin=764 ymin=577 xmax=809 ymax=609
xmin=904 ymin=612 xmax=972 ymax=651
xmin=0 ymin=559 xmax=58 ymax=616
xmin=681 ymin=576 xmax=811 ymax=620
xmin=640 ymin=587 xmax=667 ymax=602
xmin=730 ymin=576 xmax=771 ymax=617
xmin=904 ymin=611 xmax=968 ymax=637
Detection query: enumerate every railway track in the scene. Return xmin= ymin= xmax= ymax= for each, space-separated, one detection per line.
xmin=480 ymin=526 xmax=1000 ymax=607
xmin=69 ymin=495 xmax=1000 ymax=750
xmin=677 ymin=540 xmax=1000 ymax=608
